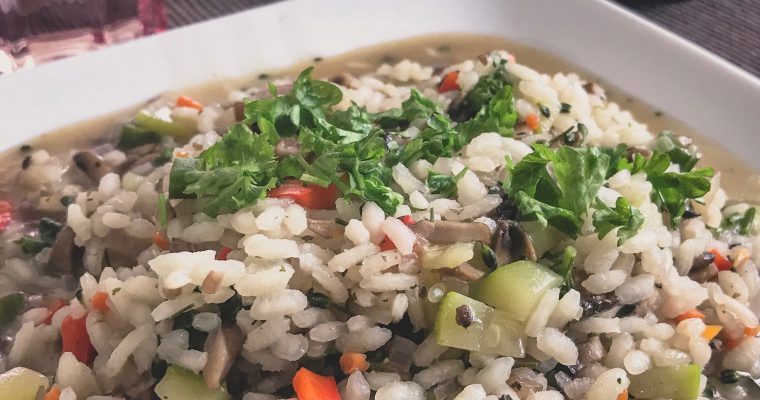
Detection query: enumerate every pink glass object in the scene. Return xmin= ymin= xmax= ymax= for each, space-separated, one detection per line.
xmin=0 ymin=0 xmax=166 ymax=74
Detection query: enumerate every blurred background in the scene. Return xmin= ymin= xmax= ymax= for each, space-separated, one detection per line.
xmin=1 ymin=0 xmax=758 ymax=76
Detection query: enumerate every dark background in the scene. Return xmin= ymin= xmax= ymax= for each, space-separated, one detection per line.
xmin=166 ymin=0 xmax=760 ymax=77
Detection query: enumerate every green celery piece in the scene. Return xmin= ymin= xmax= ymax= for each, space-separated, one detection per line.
xmin=470 ymin=260 xmax=562 ymax=321
xmin=154 ymin=366 xmax=230 ymax=400
xmin=628 ymin=364 xmax=702 ymax=400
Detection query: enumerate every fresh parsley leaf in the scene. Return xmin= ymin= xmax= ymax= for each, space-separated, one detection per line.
xmin=389 ymin=113 xmax=466 ymax=165
xmin=169 ymin=124 xmax=277 ymax=217
xmin=625 ymin=152 xmax=713 ymax=226
xmin=427 ymin=168 xmax=467 ymax=198
xmin=592 ymin=197 xmax=645 ymax=244
xmin=117 ymin=123 xmax=161 ymax=150
xmin=454 ymin=62 xmax=518 ymax=140
xmin=651 ymin=131 xmax=700 ymax=172
xmin=157 ymin=193 xmax=168 ymax=230
xmin=551 ymin=246 xmax=577 ymax=294
xmin=243 ymin=67 xmax=342 ymax=138
xmin=450 ymin=60 xmax=508 ymax=122
xmin=504 ymin=144 xmax=610 ymax=238
xmin=717 ymin=207 xmax=757 ymax=236
xmin=598 ymin=144 xmax=629 ymax=178
xmin=373 ymin=89 xmax=440 ymax=129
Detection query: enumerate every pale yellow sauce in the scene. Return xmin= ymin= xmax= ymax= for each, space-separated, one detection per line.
xmin=3 ymin=33 xmax=757 ymax=201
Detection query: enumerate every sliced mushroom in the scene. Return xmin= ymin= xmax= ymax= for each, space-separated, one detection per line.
xmin=582 ymin=82 xmax=606 ymax=101
xmin=306 ymin=218 xmax=342 ymax=239
xmin=411 ymin=220 xmax=491 ymax=245
xmin=73 ymin=151 xmax=112 ymax=181
xmin=275 ymin=137 xmax=300 ymax=159
xmin=233 ymin=101 xmax=245 ymax=122
xmin=491 ymin=220 xmax=537 ymax=266
xmin=103 ymin=229 xmax=152 ymax=267
xmin=440 ymin=263 xmax=486 ymax=281
xmin=46 ymin=226 xmax=85 ymax=277
xmin=169 ymin=239 xmax=201 ymax=253
xmin=203 ymin=325 xmax=244 ymax=389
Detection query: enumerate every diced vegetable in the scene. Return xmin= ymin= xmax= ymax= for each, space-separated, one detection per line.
xmin=525 ymin=113 xmax=540 ymax=130
xmin=153 ymin=231 xmax=169 ymax=251
xmin=379 ymin=236 xmax=396 ymax=251
xmin=616 ymin=389 xmax=628 ymax=400
xmin=154 ymin=365 xmax=230 ymax=400
xmin=91 ymin=292 xmax=109 ymax=314
xmin=339 ymin=352 xmax=370 ymax=374
xmin=674 ymin=308 xmax=705 ymax=323
xmin=292 ymin=367 xmax=340 ymax=400
xmin=43 ymin=386 xmax=61 ymax=400
xmin=628 ymin=364 xmax=701 ymax=400
xmin=701 ymin=325 xmax=722 ymax=341
xmin=176 ymin=95 xmax=204 ymax=111
xmin=470 ymin=260 xmax=562 ymax=321
xmin=61 ymin=315 xmax=96 ymax=365
xmin=215 ymin=246 xmax=232 ymax=261
xmin=0 ymin=200 xmax=12 ymax=232
xmin=421 ymin=242 xmax=475 ymax=269
xmin=268 ymin=182 xmax=339 ymax=210
xmin=0 ymin=293 xmax=23 ymax=326
xmin=134 ymin=110 xmax=196 ymax=138
xmin=43 ymin=298 xmax=66 ymax=325
xmin=0 ymin=367 xmax=49 ymax=400
xmin=708 ymin=248 xmax=732 ymax=271
xmin=437 ymin=71 xmax=460 ymax=93
xmin=434 ymin=292 xmax=525 ymax=357
xmin=117 ymin=124 xmax=161 ymax=150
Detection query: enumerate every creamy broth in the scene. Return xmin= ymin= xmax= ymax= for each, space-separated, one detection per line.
xmin=5 ymin=33 xmax=758 ymax=201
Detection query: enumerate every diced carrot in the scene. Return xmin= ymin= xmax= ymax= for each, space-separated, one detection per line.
xmin=44 ymin=386 xmax=61 ymax=400
xmin=339 ymin=352 xmax=370 ymax=374
xmin=616 ymin=389 xmax=628 ymax=400
xmin=268 ymin=182 xmax=339 ymax=210
xmin=525 ymin=113 xmax=540 ymax=131
xmin=708 ymin=248 xmax=733 ymax=271
xmin=216 ymin=246 xmax=232 ymax=261
xmin=0 ymin=200 xmax=12 ymax=231
xmin=701 ymin=325 xmax=722 ymax=341
xmin=743 ymin=325 xmax=760 ymax=337
xmin=398 ymin=215 xmax=414 ymax=226
xmin=379 ymin=236 xmax=396 ymax=251
xmin=44 ymin=298 xmax=67 ymax=325
xmin=61 ymin=314 xmax=96 ymax=365
xmin=153 ymin=231 xmax=169 ymax=251
xmin=437 ymin=71 xmax=460 ymax=93
xmin=91 ymin=291 xmax=109 ymax=314
xmin=674 ymin=308 xmax=705 ymax=323
xmin=292 ymin=367 xmax=340 ymax=400
xmin=723 ymin=336 xmax=741 ymax=350
xmin=174 ymin=150 xmax=189 ymax=158
xmin=176 ymin=95 xmax=204 ymax=111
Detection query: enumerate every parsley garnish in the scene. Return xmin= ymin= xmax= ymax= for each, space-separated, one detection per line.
xmin=169 ymin=124 xmax=277 ymax=217
xmin=716 ymin=207 xmax=756 ymax=236
xmin=426 ymin=168 xmax=468 ymax=197
xmin=15 ymin=217 xmax=63 ymax=255
xmin=592 ymin=197 xmax=645 ymax=244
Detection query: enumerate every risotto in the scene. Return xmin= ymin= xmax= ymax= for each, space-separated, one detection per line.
xmin=0 ymin=44 xmax=758 ymax=400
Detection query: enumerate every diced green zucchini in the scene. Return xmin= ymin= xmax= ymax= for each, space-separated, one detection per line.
xmin=0 ymin=367 xmax=49 ymax=400
xmin=434 ymin=292 xmax=492 ymax=351
xmin=118 ymin=123 xmax=162 ymax=150
xmin=628 ymin=364 xmax=701 ymax=400
xmin=155 ymin=366 xmax=231 ymax=400
xmin=470 ymin=260 xmax=562 ymax=321
xmin=0 ymin=293 xmax=24 ymax=326
xmin=421 ymin=242 xmax=475 ymax=269
xmin=135 ymin=110 xmax=197 ymax=138
xmin=434 ymin=292 xmax=525 ymax=357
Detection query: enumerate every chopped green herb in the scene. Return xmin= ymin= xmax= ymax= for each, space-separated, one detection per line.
xmin=15 ymin=217 xmax=63 ymax=255
xmin=651 ymin=131 xmax=700 ymax=172
xmin=551 ymin=246 xmax=577 ymax=294
xmin=157 ymin=193 xmax=168 ymax=229
xmin=426 ymin=168 xmax=467 ymax=198
xmin=0 ymin=293 xmax=24 ymax=326
xmin=560 ymin=103 xmax=572 ymax=113
xmin=503 ymin=144 xmax=609 ymax=237
xmin=117 ymin=123 xmax=161 ymax=150
xmin=592 ymin=197 xmax=645 ymax=244
xmin=717 ymin=207 xmax=757 ymax=236
xmin=169 ymin=124 xmax=277 ymax=217
xmin=615 ymin=303 xmax=637 ymax=318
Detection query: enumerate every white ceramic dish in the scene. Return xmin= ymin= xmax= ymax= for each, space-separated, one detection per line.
xmin=1 ymin=0 xmax=759 ymax=168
